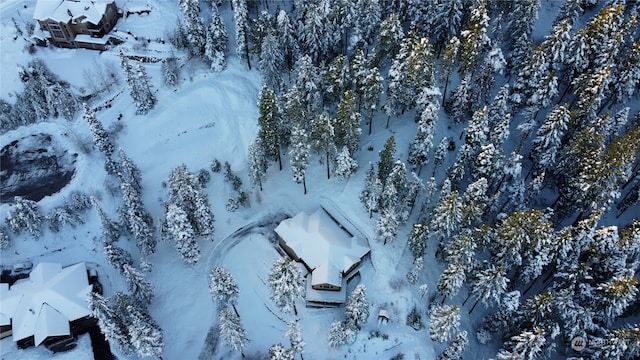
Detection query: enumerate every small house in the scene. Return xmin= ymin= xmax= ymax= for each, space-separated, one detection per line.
xmin=0 ymin=262 xmax=95 ymax=352
xmin=275 ymin=206 xmax=370 ymax=307
xmin=33 ymin=0 xmax=121 ymax=50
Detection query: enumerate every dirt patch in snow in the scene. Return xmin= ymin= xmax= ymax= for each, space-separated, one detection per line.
xmin=1 ymin=133 xmax=77 ymax=203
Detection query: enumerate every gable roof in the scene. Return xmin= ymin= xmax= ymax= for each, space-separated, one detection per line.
xmin=275 ymin=208 xmax=370 ymax=286
xmin=33 ymin=0 xmax=113 ymax=24
xmin=0 ymin=262 xmax=92 ymax=345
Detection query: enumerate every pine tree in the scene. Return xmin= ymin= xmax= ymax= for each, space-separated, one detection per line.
xmin=167 ymin=165 xmax=215 ymax=237
xmin=285 ymin=320 xmax=305 ymax=358
xmin=126 ymin=302 xmax=164 ymax=358
xmin=323 ymin=55 xmax=351 ymax=104
xmin=377 ymin=136 xmax=396 ymax=184
xmin=209 ymin=266 xmax=240 ymax=312
xmin=269 ymin=257 xmax=305 ymax=314
xmin=408 ymin=102 xmax=437 ymax=175
xmin=407 ymin=220 xmax=429 ymax=260
xmin=440 ymin=37 xmax=460 ymax=106
xmin=121 ymin=263 xmax=154 ymax=305
xmin=219 ymin=307 xmax=249 ymax=357
xmin=232 ymin=0 xmax=251 ymax=69
xmin=118 ymin=148 xmax=142 ymax=194
xmin=447 ymin=74 xmax=477 ymax=123
xmin=612 ymin=40 xmax=640 ymax=104
xmin=429 ymin=304 xmax=461 ymax=342
xmin=432 ymin=0 xmax=464 ymax=52
xmin=311 ymin=111 xmax=337 ymax=179
xmin=437 ymin=261 xmax=466 ymax=299
xmin=504 ymin=0 xmax=541 ymax=52
xmin=165 ymin=204 xmax=200 ymax=265
xmin=120 ymin=180 xmax=156 ymax=255
xmin=361 ymin=66 xmax=383 ymax=135
xmin=335 ymin=146 xmax=358 ymax=179
xmin=103 ymin=241 xmax=133 ymax=274
xmin=433 ymin=137 xmax=449 ymax=177
xmin=345 ymin=284 xmax=370 ymax=328
xmin=459 ymin=0 xmax=490 ymax=75
xmin=294 ymin=54 xmax=322 ymax=115
xmin=260 ymin=33 xmax=283 ymax=91
xmin=257 ymin=84 xmax=282 ymax=170
xmin=470 ymin=263 xmax=509 ymax=313
xmin=595 ymin=324 xmax=640 ymax=360
xmin=438 ymin=330 xmax=468 ymax=360
xmin=276 ymin=10 xmax=298 ymax=74
xmin=353 ymin=0 xmax=381 ymax=48
xmin=572 ymin=65 xmax=612 ymax=125
xmin=83 ymin=103 xmax=114 ymax=156
xmin=247 ymin=137 xmax=268 ymax=191
xmin=288 ymin=123 xmax=310 ymax=194
xmin=269 ymin=344 xmax=294 ymax=360
xmin=205 ymin=6 xmax=228 ymax=72
xmin=496 ymin=327 xmax=546 ymax=360
xmin=335 ymin=90 xmax=362 ymax=153
xmin=0 ymin=227 xmax=10 ymax=250
xmin=430 ymin=191 xmax=462 ymax=239
xmin=5 ymin=196 xmax=43 ymax=238
xmin=360 ymin=163 xmax=382 ymax=217
xmin=327 ymin=321 xmax=347 ymax=348
xmin=531 ymin=104 xmax=571 ymax=174
xmin=375 ymin=207 xmax=400 ymax=245
xmin=179 ymin=0 xmax=206 ymax=54
xmin=89 ymin=292 xmax=133 ymax=355
xmin=161 ymin=57 xmax=180 ymax=86
xmin=596 ymin=275 xmax=638 ymax=322
xmin=375 ymin=12 xmax=404 ymax=64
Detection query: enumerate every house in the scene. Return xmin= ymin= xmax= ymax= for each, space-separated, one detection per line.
xmin=32 ymin=0 xmax=121 ymax=50
xmin=275 ymin=207 xmax=370 ymax=307
xmin=0 ymin=262 xmax=95 ymax=352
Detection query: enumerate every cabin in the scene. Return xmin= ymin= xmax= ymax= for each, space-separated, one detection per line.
xmin=0 ymin=262 xmax=96 ymax=352
xmin=275 ymin=206 xmax=370 ymax=307
xmin=32 ymin=0 xmax=121 ymax=50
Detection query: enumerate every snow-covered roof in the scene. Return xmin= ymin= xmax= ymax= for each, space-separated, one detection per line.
xmin=33 ymin=0 xmax=113 ymax=24
xmin=275 ymin=208 xmax=370 ymax=287
xmin=0 ymin=262 xmax=92 ymax=345
xmin=304 ymin=276 xmax=346 ymax=305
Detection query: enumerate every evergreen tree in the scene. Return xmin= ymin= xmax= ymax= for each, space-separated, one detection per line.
xmin=353 ymin=0 xmax=381 ymax=48
xmin=377 ymin=136 xmax=396 ymax=184
xmin=5 ymin=196 xmax=43 ymax=238
xmin=260 ymin=33 xmax=283 ymax=91
xmin=118 ymin=148 xmax=142 ymax=194
xmin=360 ymin=163 xmax=382 ymax=217
xmin=407 ymin=220 xmax=429 ymax=260
xmin=345 ymin=284 xmax=370 ymax=328
xmin=470 ymin=263 xmax=509 ymax=312
xmin=459 ymin=0 xmax=490 ymax=75
xmin=495 ymin=327 xmax=546 ymax=360
xmin=209 ymin=266 xmax=240 ymax=311
xmin=612 ymin=40 xmax=640 ymax=104
xmin=269 ymin=344 xmax=294 ymax=360
xmin=311 ymin=111 xmax=337 ymax=179
xmin=121 ymin=263 xmax=154 ymax=304
xmin=120 ymin=181 xmax=156 ymax=255
xmin=205 ymin=6 xmax=228 ymax=72
xmin=247 ymin=137 xmax=268 ymax=191
xmin=289 ymin=123 xmax=310 ymax=194
xmin=335 ymin=90 xmax=362 ymax=153
xmin=294 ymin=55 xmax=322 ymax=115
xmin=375 ymin=207 xmax=400 ymax=245
xmin=89 ymin=292 xmax=133 ymax=355
xmin=433 ymin=137 xmax=449 ymax=177
xmin=161 ymin=57 xmax=180 ymax=86
xmin=257 ymin=84 xmax=283 ymax=170
xmin=596 ymin=275 xmax=638 ymax=322
xmin=595 ymin=324 xmax=640 ymax=360
xmin=438 ymin=261 xmax=466 ymax=300
xmin=438 ymin=330 xmax=468 ymax=360
xmin=323 ymin=55 xmax=351 ymax=104
xmin=232 ymin=0 xmax=251 ymax=68
xmin=440 ymin=37 xmax=460 ymax=106
xmin=103 ymin=240 xmax=133 ymax=274
xmin=430 ymin=191 xmax=462 ymax=239
xmin=408 ymin=102 xmax=437 ymax=175
xmin=361 ymin=66 xmax=383 ymax=135
xmin=429 ymin=304 xmax=461 ymax=342
xmin=375 ymin=12 xmax=404 ymax=64
xmin=276 ymin=10 xmax=299 ymax=74
xmin=0 ymin=227 xmax=10 ymax=250
xmin=572 ymin=65 xmax=612 ymax=125
xmin=447 ymin=74 xmax=477 ymax=123
xmin=167 ymin=165 xmax=215 ymax=237
xmin=83 ymin=103 xmax=114 ymax=156
xmin=285 ymin=320 xmax=305 ymax=358
xmin=179 ymin=0 xmax=206 ymax=54
xmin=432 ymin=0 xmax=464 ymax=52
xmin=327 ymin=321 xmax=348 ymax=348
xmin=164 ymin=204 xmax=200 ymax=265
xmin=126 ymin=302 xmax=164 ymax=358
xmin=504 ymin=0 xmax=541 ymax=52
xmin=269 ymin=257 xmax=305 ymax=314
xmin=335 ymin=146 xmax=358 ymax=179
xmin=219 ymin=306 xmax=248 ymax=357
xmin=531 ymin=104 xmax=571 ymax=175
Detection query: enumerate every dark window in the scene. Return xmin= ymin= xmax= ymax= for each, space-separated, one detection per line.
xmin=48 ymin=23 xmax=65 ymax=39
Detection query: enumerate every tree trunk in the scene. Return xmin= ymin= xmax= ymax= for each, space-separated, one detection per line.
xmin=462 ymin=292 xmax=472 ymax=306
xmin=468 ymin=298 xmax=480 ymax=314
xmin=303 ymin=177 xmax=307 ymax=195
xmin=442 ymin=73 xmax=450 ymax=107
xmin=294 ymin=303 xmax=298 ymax=316
xmin=244 ymin=33 xmax=251 ymax=70
xmin=369 ymin=115 xmax=373 ymax=135
xmin=233 ymin=304 xmax=240 ymax=318
xmin=277 ymin=148 xmax=282 ymax=171
xmin=386 ymin=114 xmax=390 ymax=129
xmin=326 ymin=152 xmax=331 ymax=179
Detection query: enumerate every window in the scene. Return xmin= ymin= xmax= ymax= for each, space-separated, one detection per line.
xmin=48 ymin=23 xmax=65 ymax=39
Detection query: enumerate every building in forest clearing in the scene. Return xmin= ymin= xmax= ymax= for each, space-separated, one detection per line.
xmin=0 ymin=262 xmax=98 ymax=352
xmin=32 ymin=0 xmax=122 ymax=50
xmin=275 ymin=206 xmax=370 ymax=307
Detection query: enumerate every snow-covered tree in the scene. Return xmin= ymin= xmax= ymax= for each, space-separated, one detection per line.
xmin=260 ymin=33 xmax=283 ymax=90
xmin=531 ymin=103 xmax=570 ymax=174
xmin=219 ymin=307 xmax=249 ymax=357
xmin=596 ymin=275 xmax=639 ymax=322
xmin=83 ymin=103 xmax=114 ymax=156
xmin=438 ymin=261 xmax=466 ymax=299
xmin=375 ymin=207 xmax=400 ymax=245
xmin=408 ymin=102 xmax=437 ymax=175
xmin=89 ymin=291 xmax=133 ymax=355
xmin=269 ymin=257 xmax=305 ymax=314
xmin=430 ymin=191 xmax=462 ymax=239
xmin=288 ymin=123 xmax=310 ymax=194
xmin=323 ymin=55 xmax=351 ymax=104
xmin=164 ymin=204 xmax=200 ymax=265
xmin=0 ymin=227 xmax=10 ymax=249
xmin=122 ymin=263 xmax=154 ymax=304
xmin=495 ymin=327 xmax=547 ymax=360
xmin=120 ymin=181 xmax=156 ymax=255
xmin=179 ymin=0 xmax=206 ymax=54
xmin=375 ymin=12 xmax=404 ymax=64
xmin=209 ymin=266 xmax=240 ymax=316
xmin=167 ymin=165 xmax=215 ymax=237
xmin=161 ymin=57 xmax=180 ymax=86
xmin=120 ymin=51 xmax=155 ymax=115
xmin=470 ymin=263 xmax=509 ymax=312
xmin=335 ymin=146 xmax=358 ymax=179
xmin=407 ymin=220 xmax=429 ymax=260
xmin=335 ymin=90 xmax=361 ymax=154
xmin=285 ymin=320 xmax=305 ymax=358
xmin=118 ymin=148 xmax=142 ymax=194
xmin=345 ymin=284 xmax=370 ymax=328
xmin=247 ymin=137 xmax=268 ymax=191
xmin=5 ymin=196 xmax=43 ymax=238
xmin=311 ymin=111 xmax=337 ymax=179
xmin=459 ymin=0 xmax=490 ymax=75
xmin=205 ymin=6 xmax=228 ymax=71
xmin=377 ymin=136 xmax=396 ymax=184
xmin=276 ymin=10 xmax=298 ymax=74
xmin=432 ymin=0 xmax=464 ymax=51
xmin=360 ymin=163 xmax=382 ymax=217
xmin=327 ymin=321 xmax=347 ymax=348
xmin=433 ymin=137 xmax=449 ymax=177
xmin=294 ymin=54 xmax=323 ymax=116
xmin=126 ymin=302 xmax=164 ymax=358
xmin=103 ymin=241 xmax=133 ymax=274
xmin=232 ymin=0 xmax=251 ymax=68
xmin=257 ymin=84 xmax=282 ymax=170
xmin=269 ymin=344 xmax=294 ymax=360
xmin=361 ymin=67 xmax=383 ymax=135
xmin=438 ymin=330 xmax=468 ymax=360
xmin=429 ymin=304 xmax=461 ymax=342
